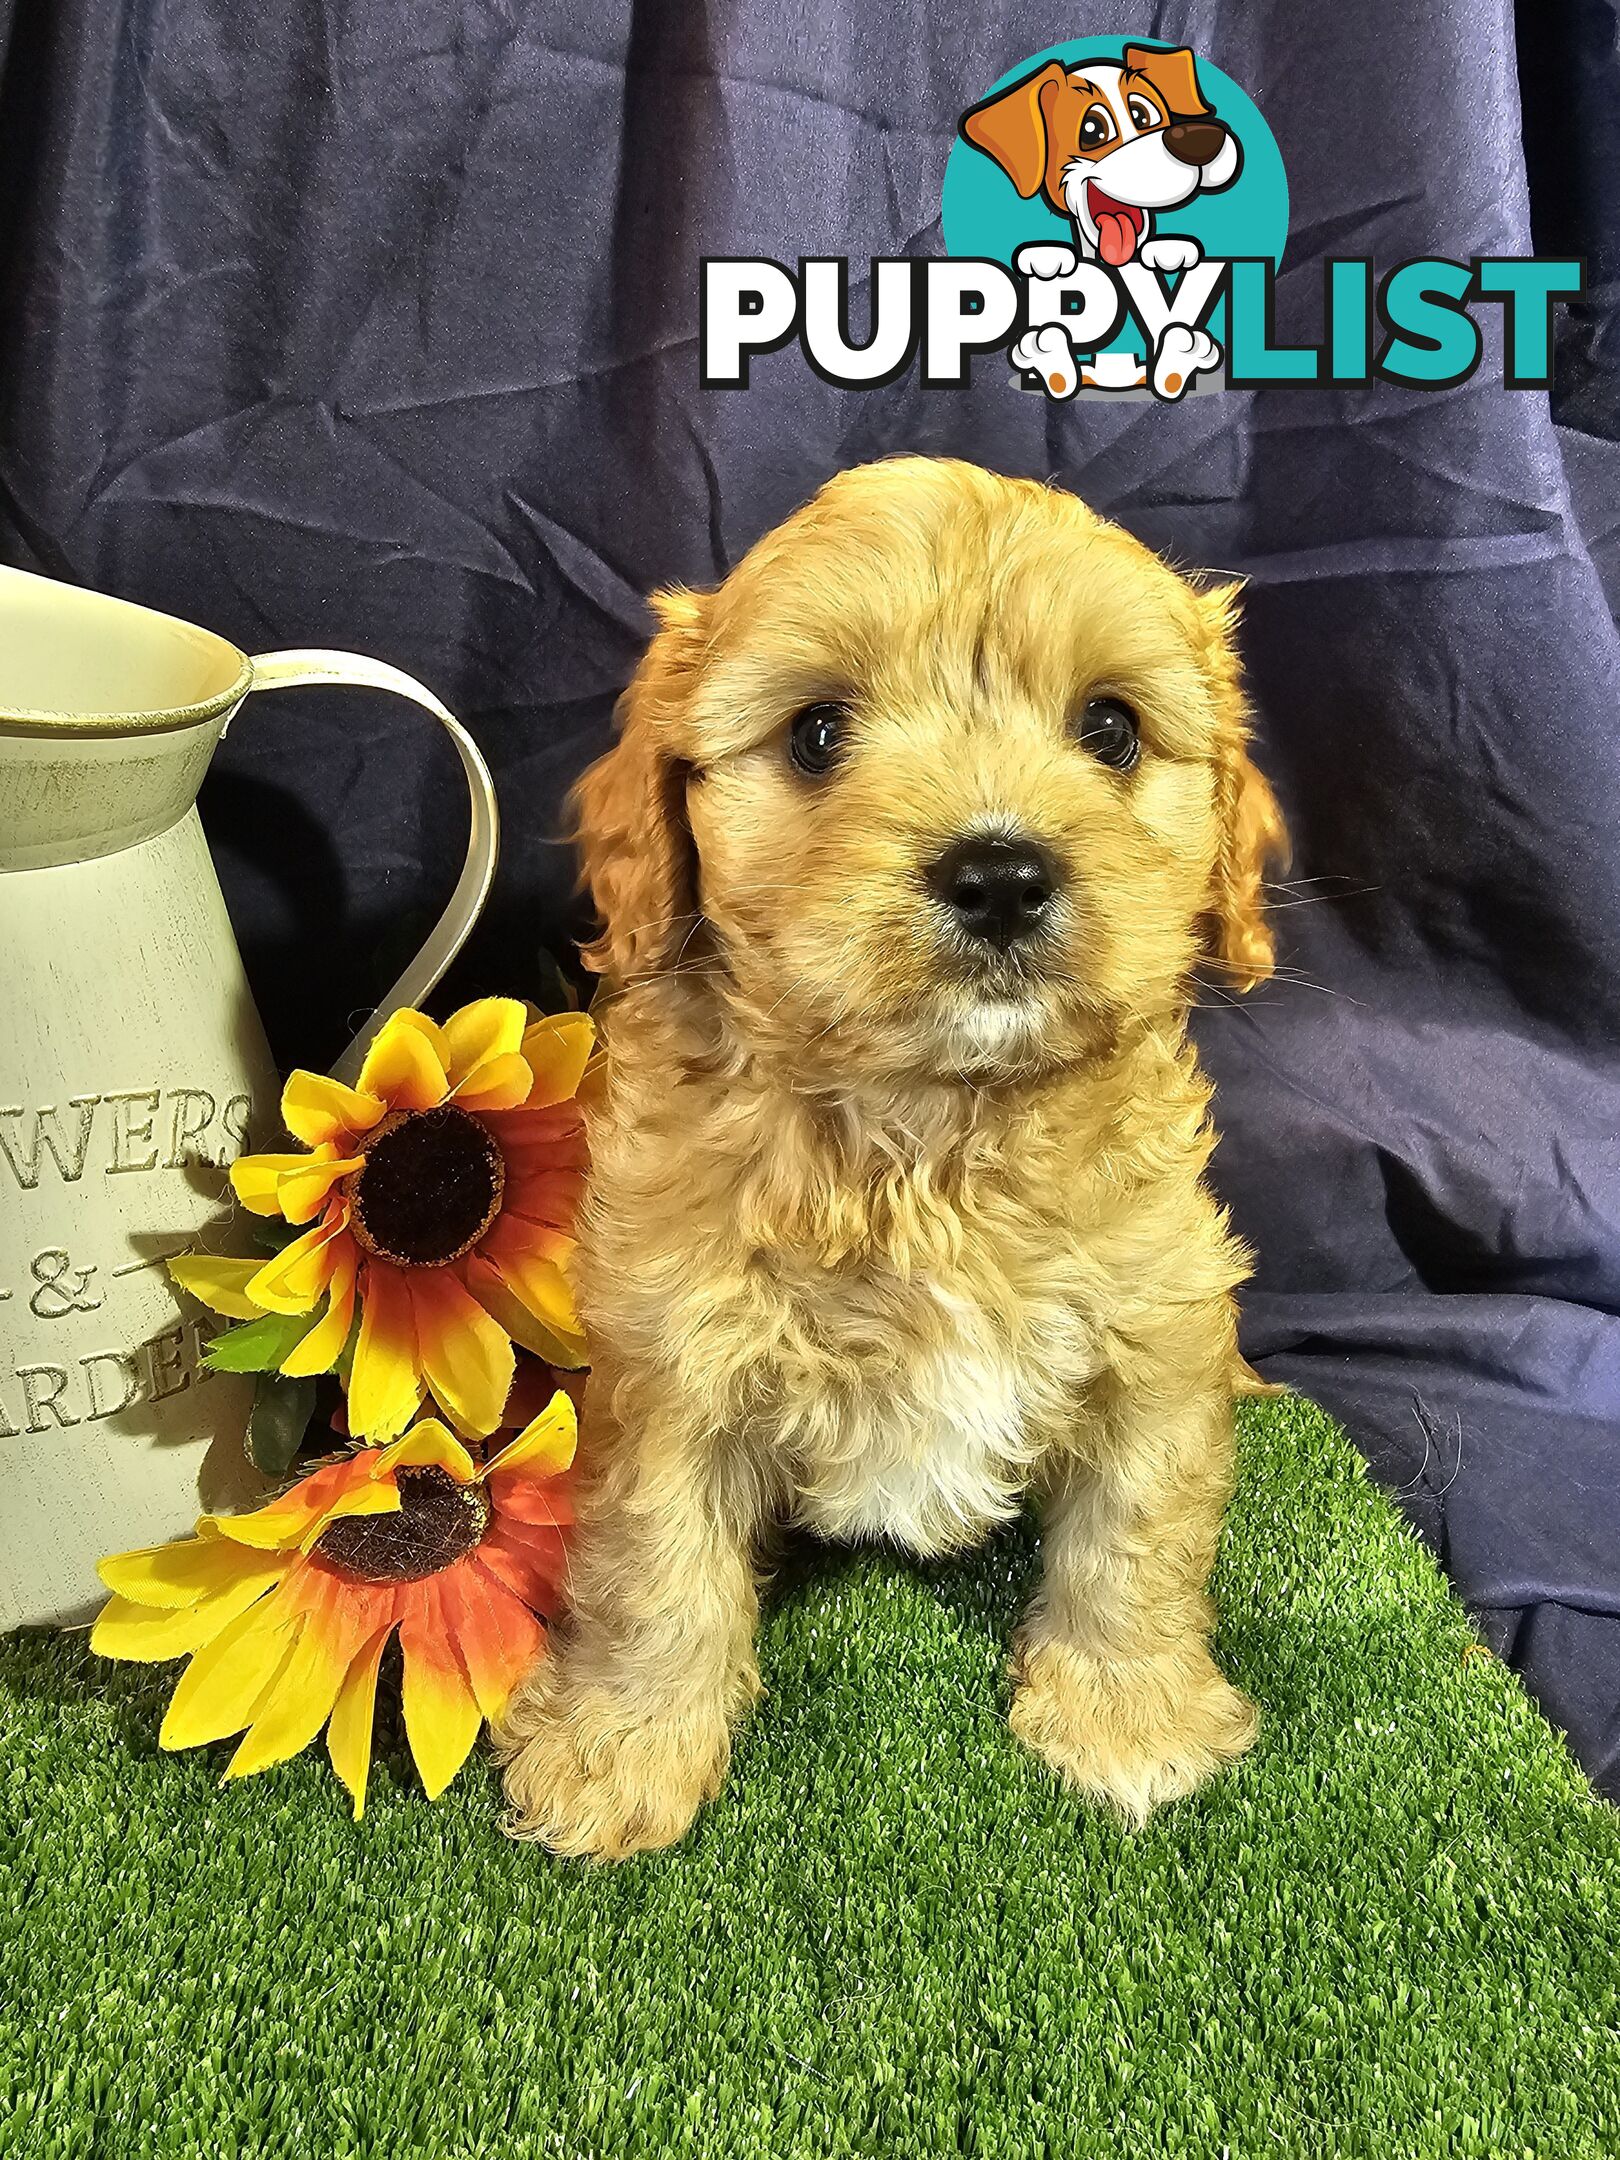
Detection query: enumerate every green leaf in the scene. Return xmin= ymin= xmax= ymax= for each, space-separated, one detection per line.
xmin=247 ymin=1373 xmax=318 ymax=1478
xmin=203 ymin=1308 xmax=320 ymax=1373
xmin=249 ymin=1213 xmax=304 ymax=1253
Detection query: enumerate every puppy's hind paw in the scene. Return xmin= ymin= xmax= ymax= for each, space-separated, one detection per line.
xmin=494 ymin=1671 xmax=730 ymax=1861
xmin=1010 ymin=1636 xmax=1257 ymax=1826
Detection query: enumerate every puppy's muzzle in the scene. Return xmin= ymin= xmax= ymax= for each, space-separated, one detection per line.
xmin=927 ymin=837 xmax=1059 ymax=951
xmin=1163 ymin=119 xmax=1227 ymax=166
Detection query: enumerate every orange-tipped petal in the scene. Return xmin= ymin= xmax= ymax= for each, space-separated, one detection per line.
xmin=223 ymin=1570 xmax=372 ymax=1779
xmin=200 ymin=1453 xmax=386 ymax=1552
xmin=348 ymin=1263 xmax=423 ymax=1442
xmin=463 ymin=1252 xmax=587 ymax=1371
xmin=485 ymin=1389 xmax=577 ymax=1480
xmin=327 ymin=1620 xmax=394 ymax=1819
xmin=281 ymin=1071 xmax=386 ymax=1148
xmin=159 ymin=1596 xmax=304 ymax=1749
xmin=519 ymin=1013 xmax=596 ymax=1108
xmin=280 ymin=1240 xmax=358 ymax=1378
xmin=357 ymin=1015 xmax=449 ymax=1112
xmin=437 ymin=1559 xmax=543 ymax=1721
xmin=398 ymin=1583 xmax=484 ymax=1800
xmin=408 ymin=1270 xmax=515 ymax=1439
xmin=246 ymin=1209 xmax=352 ymax=1317
xmin=478 ymin=1223 xmax=587 ymax=1367
xmin=167 ymin=1255 xmax=265 ymax=1320
xmin=442 ymin=998 xmax=527 ymax=1089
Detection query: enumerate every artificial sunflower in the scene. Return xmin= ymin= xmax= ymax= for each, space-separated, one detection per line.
xmin=90 ymin=1394 xmax=575 ymax=1816
xmin=172 ymin=999 xmax=594 ymax=1443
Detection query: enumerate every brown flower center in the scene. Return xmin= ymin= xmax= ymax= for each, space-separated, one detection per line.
xmin=315 ymin=1465 xmax=491 ymax=1583
xmin=348 ymin=1105 xmax=505 ymax=1268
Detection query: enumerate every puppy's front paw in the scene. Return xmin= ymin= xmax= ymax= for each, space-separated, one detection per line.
xmin=1010 ymin=1636 xmax=1257 ymax=1825
xmin=1013 ymin=241 xmax=1079 ymax=282
xmin=495 ymin=1667 xmax=730 ymax=1860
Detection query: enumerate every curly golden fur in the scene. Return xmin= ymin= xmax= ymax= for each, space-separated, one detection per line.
xmin=495 ymin=457 xmax=1286 ymax=1857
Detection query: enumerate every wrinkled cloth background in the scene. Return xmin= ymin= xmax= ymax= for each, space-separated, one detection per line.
xmin=2 ymin=1 xmax=1617 ymax=1794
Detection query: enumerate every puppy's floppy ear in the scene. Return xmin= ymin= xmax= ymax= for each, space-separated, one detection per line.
xmin=960 ymin=61 xmax=1068 ymax=199
xmin=572 ymin=588 xmax=708 ymax=982
xmin=1122 ymin=43 xmax=1213 ymax=120
xmin=1197 ymin=583 xmax=1288 ymax=991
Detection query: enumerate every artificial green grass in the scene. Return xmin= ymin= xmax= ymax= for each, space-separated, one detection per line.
xmin=1 ymin=1394 xmax=1616 ymax=2159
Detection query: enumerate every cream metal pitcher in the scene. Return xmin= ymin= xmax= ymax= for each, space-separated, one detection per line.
xmin=0 ymin=565 xmax=498 ymax=1627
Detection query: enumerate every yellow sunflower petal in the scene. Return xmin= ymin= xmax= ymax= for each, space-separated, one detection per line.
xmin=224 ymin=1607 xmax=358 ymax=1780
xmin=399 ymin=1585 xmax=484 ymax=1800
xmin=480 ymin=1229 xmax=587 ymax=1362
xmin=159 ymin=1597 xmax=304 ymax=1750
xmin=230 ymin=1152 xmax=317 ymax=1218
xmin=245 ymin=1211 xmax=352 ymax=1317
xmin=408 ymin=1270 xmax=515 ymax=1438
xmin=519 ymin=1012 xmax=596 ymax=1109
xmin=279 ymin=1241 xmax=358 ymax=1378
xmin=97 ymin=1536 xmax=273 ymax=1610
xmin=357 ymin=1015 xmax=449 ymax=1112
xmin=452 ymin=1054 xmax=536 ymax=1113
xmin=376 ymin=1422 xmax=479 ymax=1482
xmin=463 ymin=1252 xmax=590 ymax=1371
xmin=390 ymin=1009 xmax=450 ymax=1062
xmin=200 ymin=1454 xmax=391 ymax=1551
xmin=441 ymin=998 xmax=528 ymax=1088
xmin=281 ymin=1071 xmax=386 ymax=1148
xmin=278 ymin=1152 xmax=364 ymax=1227
xmin=297 ymin=1480 xmax=404 ymax=1555
xmin=348 ymin=1263 xmax=423 ymax=1442
xmin=167 ymin=1255 xmax=265 ymax=1321
xmin=485 ymin=1390 xmax=579 ymax=1480
xmin=328 ymin=1622 xmax=393 ymax=1820
xmin=91 ymin=1555 xmax=289 ymax=1662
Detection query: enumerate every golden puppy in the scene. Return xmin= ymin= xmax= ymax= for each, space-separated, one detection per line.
xmin=496 ymin=456 xmax=1284 ymax=1857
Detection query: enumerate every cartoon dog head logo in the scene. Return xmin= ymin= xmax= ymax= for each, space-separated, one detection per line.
xmin=961 ymin=45 xmax=1242 ymax=269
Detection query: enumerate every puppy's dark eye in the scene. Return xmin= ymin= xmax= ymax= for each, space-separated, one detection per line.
xmin=1078 ymin=103 xmax=1115 ymax=150
xmin=789 ymin=702 xmax=851 ymax=777
xmin=1127 ymin=96 xmax=1160 ymax=131
xmin=1073 ymin=696 xmax=1141 ymax=772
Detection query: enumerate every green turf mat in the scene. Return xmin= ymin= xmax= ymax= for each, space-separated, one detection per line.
xmin=1 ymin=1394 xmax=1616 ymax=2159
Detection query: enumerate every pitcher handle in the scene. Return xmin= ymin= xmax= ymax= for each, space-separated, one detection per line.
xmin=245 ymin=649 xmax=498 ymax=1086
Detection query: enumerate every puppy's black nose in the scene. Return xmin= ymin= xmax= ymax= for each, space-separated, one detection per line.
xmin=927 ymin=838 xmax=1059 ymax=950
xmin=1163 ymin=119 xmax=1227 ymax=166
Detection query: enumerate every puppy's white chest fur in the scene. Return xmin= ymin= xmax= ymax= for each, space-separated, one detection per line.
xmin=775 ymin=1275 xmax=1086 ymax=1558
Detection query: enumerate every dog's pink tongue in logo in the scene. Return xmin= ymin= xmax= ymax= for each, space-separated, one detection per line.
xmin=1087 ymin=183 xmax=1143 ymax=266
